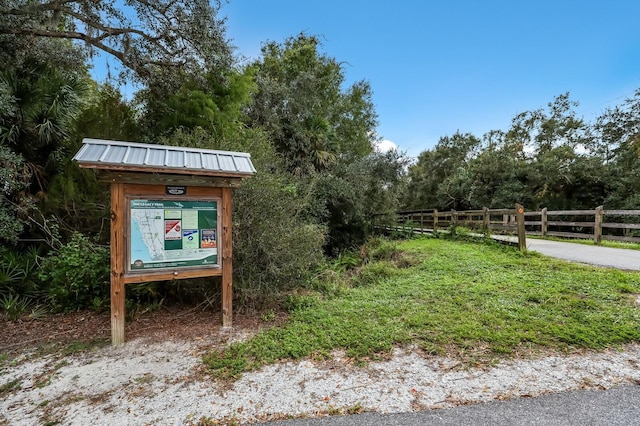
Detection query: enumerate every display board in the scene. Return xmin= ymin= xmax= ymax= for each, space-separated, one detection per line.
xmin=128 ymin=199 xmax=219 ymax=271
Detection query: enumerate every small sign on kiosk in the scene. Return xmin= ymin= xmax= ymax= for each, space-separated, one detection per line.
xmin=73 ymin=139 xmax=255 ymax=345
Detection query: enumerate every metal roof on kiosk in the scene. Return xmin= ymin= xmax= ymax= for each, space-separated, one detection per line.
xmin=73 ymin=138 xmax=256 ymax=177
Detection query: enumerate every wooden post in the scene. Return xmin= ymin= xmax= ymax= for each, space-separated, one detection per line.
xmin=541 ymin=207 xmax=548 ymax=237
xmin=420 ymin=211 xmax=424 ymax=233
xmin=594 ymin=205 xmax=604 ymax=245
xmin=515 ymin=203 xmax=526 ymax=252
xmin=433 ymin=209 xmax=438 ymax=233
xmin=110 ymin=183 xmax=126 ymax=345
xmin=483 ymin=207 xmax=490 ymax=234
xmin=221 ymin=187 xmax=233 ymax=327
xmin=452 ymin=209 xmax=458 ymax=226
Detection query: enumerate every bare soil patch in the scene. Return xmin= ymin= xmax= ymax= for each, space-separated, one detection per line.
xmin=0 ymin=305 xmax=286 ymax=356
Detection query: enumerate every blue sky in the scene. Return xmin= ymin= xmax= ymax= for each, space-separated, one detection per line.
xmin=220 ymin=0 xmax=640 ymax=157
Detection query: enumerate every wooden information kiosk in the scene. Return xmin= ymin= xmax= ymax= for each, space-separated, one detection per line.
xmin=73 ymin=139 xmax=255 ymax=345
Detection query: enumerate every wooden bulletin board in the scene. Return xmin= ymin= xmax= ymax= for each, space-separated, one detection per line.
xmin=109 ymin=182 xmax=234 ymax=345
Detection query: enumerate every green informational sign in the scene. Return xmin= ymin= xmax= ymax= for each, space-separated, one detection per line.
xmin=129 ymin=199 xmax=219 ymax=271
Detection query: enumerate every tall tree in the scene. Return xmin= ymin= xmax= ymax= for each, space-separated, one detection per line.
xmin=596 ymin=89 xmax=640 ymax=209
xmin=0 ymin=0 xmax=232 ymax=84
xmin=504 ymin=93 xmax=596 ymax=209
xmin=403 ymin=132 xmax=481 ymax=210
xmin=141 ymin=68 xmax=257 ymax=139
xmin=248 ymin=33 xmax=377 ymax=173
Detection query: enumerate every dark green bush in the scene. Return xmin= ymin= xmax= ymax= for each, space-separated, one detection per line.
xmin=39 ymin=232 xmax=110 ymax=311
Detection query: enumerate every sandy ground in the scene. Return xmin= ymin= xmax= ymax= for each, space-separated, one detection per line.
xmin=2 ymin=327 xmax=640 ymax=425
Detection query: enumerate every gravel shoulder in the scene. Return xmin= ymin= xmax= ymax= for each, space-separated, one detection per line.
xmin=2 ymin=318 xmax=640 ymax=425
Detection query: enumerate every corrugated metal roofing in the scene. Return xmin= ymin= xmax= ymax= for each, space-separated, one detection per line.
xmin=73 ymin=138 xmax=256 ymax=177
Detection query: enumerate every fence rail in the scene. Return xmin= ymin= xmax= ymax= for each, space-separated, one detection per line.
xmin=379 ymin=205 xmax=640 ymax=250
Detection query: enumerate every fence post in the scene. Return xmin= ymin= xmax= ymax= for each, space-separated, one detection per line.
xmin=515 ymin=203 xmax=526 ymax=252
xmin=594 ymin=205 xmax=604 ymax=245
xmin=483 ymin=207 xmax=490 ymax=234
xmin=541 ymin=207 xmax=548 ymax=237
xmin=433 ymin=209 xmax=438 ymax=233
xmin=420 ymin=211 xmax=424 ymax=233
xmin=452 ymin=209 xmax=458 ymax=227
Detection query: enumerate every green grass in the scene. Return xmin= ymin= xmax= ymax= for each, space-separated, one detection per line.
xmin=204 ymin=237 xmax=640 ymax=379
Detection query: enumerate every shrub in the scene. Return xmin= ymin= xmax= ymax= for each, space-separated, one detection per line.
xmin=232 ymin=172 xmax=326 ymax=308
xmin=39 ymin=232 xmax=109 ymax=311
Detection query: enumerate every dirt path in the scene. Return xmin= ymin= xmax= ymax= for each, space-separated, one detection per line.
xmin=2 ymin=309 xmax=640 ymax=425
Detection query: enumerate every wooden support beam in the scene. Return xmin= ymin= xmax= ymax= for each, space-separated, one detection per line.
xmin=515 ymin=203 xmax=527 ymax=252
xmin=483 ymin=207 xmax=489 ymax=234
xmin=433 ymin=209 xmax=438 ymax=233
xmin=221 ymin=187 xmax=233 ymax=327
xmin=594 ymin=205 xmax=604 ymax=245
xmin=541 ymin=208 xmax=548 ymax=237
xmin=110 ymin=183 xmax=126 ymax=345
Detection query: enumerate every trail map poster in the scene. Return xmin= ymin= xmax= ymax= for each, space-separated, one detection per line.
xmin=129 ymin=199 xmax=219 ymax=271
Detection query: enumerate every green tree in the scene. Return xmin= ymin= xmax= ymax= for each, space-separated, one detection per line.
xmin=0 ymin=60 xmax=89 ymax=207
xmin=596 ymin=89 xmax=640 ymax=209
xmin=466 ymin=130 xmax=529 ymax=208
xmin=143 ymin=68 xmax=257 ymax=138
xmin=403 ymin=132 xmax=481 ymax=210
xmin=317 ymin=150 xmax=409 ymax=254
xmin=248 ymin=33 xmax=377 ymax=173
xmin=74 ymin=82 xmax=139 ymax=141
xmin=0 ymin=0 xmax=232 ymax=83
xmin=505 ymin=93 xmax=598 ymax=209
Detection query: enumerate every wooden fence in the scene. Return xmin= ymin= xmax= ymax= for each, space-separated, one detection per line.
xmin=379 ymin=205 xmax=640 ymax=250
xmin=381 ymin=204 xmax=527 ymax=251
xmin=524 ymin=207 xmax=640 ymax=244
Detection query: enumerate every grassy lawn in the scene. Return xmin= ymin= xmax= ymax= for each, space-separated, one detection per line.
xmin=204 ymin=237 xmax=640 ymax=378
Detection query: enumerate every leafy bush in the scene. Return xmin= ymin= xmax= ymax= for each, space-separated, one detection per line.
xmin=233 ymin=172 xmax=326 ymax=308
xmin=160 ymin=128 xmax=327 ymax=309
xmin=0 ymin=145 xmax=33 ymax=244
xmin=39 ymin=232 xmax=109 ymax=311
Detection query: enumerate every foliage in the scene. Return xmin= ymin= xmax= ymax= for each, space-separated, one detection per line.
xmin=0 ymin=245 xmax=43 ymax=299
xmin=596 ymin=89 xmax=640 ymax=209
xmin=403 ymin=132 xmax=481 ymax=210
xmin=0 ymin=144 xmax=32 ymax=243
xmin=39 ymin=232 xmax=109 ymax=311
xmin=159 ymin=128 xmax=327 ymax=308
xmin=302 ymin=149 xmax=409 ymax=255
xmin=73 ymin=83 xmax=139 ymax=141
xmin=248 ymin=33 xmax=377 ymax=173
xmin=0 ymin=0 xmax=232 ymax=84
xmin=0 ymin=62 xmax=89 ymax=184
xmin=145 ymin=68 xmax=257 ymax=138
xmin=0 ymin=293 xmax=35 ymax=321
xmin=402 ymin=93 xmax=620 ymax=211
xmin=232 ymin=172 xmax=326 ymax=307
xmin=204 ymin=238 xmax=640 ymax=378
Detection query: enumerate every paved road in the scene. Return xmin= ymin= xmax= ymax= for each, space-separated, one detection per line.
xmin=491 ymin=236 xmax=640 ymax=271
xmin=262 ymin=384 xmax=640 ymax=425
